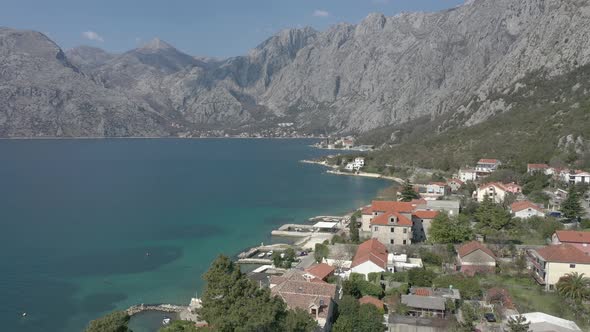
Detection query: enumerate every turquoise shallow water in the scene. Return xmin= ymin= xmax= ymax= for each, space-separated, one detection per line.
xmin=0 ymin=138 xmax=389 ymax=332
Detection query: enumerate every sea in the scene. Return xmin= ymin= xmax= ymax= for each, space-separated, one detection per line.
xmin=0 ymin=138 xmax=389 ymax=332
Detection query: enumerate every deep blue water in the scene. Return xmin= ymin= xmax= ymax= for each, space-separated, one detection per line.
xmin=0 ymin=138 xmax=389 ymax=332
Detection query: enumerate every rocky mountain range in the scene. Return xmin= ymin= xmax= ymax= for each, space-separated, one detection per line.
xmin=1 ymin=0 xmax=589 ymax=137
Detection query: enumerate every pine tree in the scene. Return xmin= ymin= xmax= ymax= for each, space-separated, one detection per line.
xmin=561 ymin=186 xmax=584 ymax=220
xmin=400 ymin=179 xmax=419 ymax=202
xmin=349 ymin=213 xmax=360 ymax=243
xmin=506 ymin=315 xmax=531 ymax=332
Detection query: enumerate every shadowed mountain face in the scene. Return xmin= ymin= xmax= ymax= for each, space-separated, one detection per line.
xmin=1 ymin=0 xmax=590 ymax=137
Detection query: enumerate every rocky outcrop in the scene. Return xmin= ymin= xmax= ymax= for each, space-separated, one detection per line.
xmin=1 ymin=0 xmax=590 ymax=137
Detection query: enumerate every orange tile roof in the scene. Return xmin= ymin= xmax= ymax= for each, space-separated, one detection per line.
xmin=359 ymin=295 xmax=385 ymax=309
xmin=555 ymin=230 xmax=590 ymax=244
xmin=412 ymin=210 xmax=439 ymax=219
xmin=305 ymin=263 xmax=335 ymax=280
xmin=511 ymin=200 xmax=543 ymax=213
xmin=371 ymin=211 xmax=413 ymax=226
xmin=535 ymin=244 xmax=590 ymax=264
xmin=478 ymin=159 xmax=499 ymax=164
xmin=413 ymin=288 xmax=432 ymax=296
xmin=457 ymin=241 xmax=496 ymax=259
xmin=367 ymin=201 xmax=415 ymax=213
xmin=351 ymin=239 xmax=388 ymax=269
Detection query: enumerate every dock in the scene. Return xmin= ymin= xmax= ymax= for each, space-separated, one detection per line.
xmin=126 ymin=303 xmax=186 ymax=316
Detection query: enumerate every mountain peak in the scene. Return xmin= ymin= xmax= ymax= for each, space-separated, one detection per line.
xmin=140 ymin=37 xmax=174 ymax=51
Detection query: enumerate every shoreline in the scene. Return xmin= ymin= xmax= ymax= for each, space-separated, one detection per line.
xmin=301 ymin=159 xmax=402 ymax=183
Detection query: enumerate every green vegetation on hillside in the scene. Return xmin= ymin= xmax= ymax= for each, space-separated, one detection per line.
xmin=359 ymin=65 xmax=590 ymax=171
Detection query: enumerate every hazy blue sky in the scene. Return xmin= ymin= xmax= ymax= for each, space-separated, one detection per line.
xmin=0 ymin=0 xmax=464 ymax=57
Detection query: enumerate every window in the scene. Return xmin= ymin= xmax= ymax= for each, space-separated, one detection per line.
xmin=403 ymin=240 xmax=407 ymax=245
xmin=390 ymin=239 xmax=394 ymax=244
xmin=570 ymin=264 xmax=576 ymax=268
xmin=390 ymin=228 xmax=395 ymax=233
xmin=374 ymin=227 xmax=378 ymax=231
xmin=403 ymin=228 xmax=407 ymax=234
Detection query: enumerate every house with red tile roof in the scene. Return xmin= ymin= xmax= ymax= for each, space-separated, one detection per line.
xmin=475 ymin=182 xmax=509 ymax=204
xmin=476 ymin=159 xmax=502 ymax=177
xmin=351 ymin=239 xmax=388 ymax=278
xmin=305 ymin=263 xmax=335 ymax=281
xmin=270 ymin=269 xmax=337 ymax=330
xmin=552 ymin=230 xmax=590 ymax=254
xmin=503 ymin=182 xmax=522 ymax=194
xmin=360 ymin=200 xmax=417 ymax=232
xmin=371 ymin=211 xmax=414 ymax=246
xmin=359 ymin=295 xmax=385 ymax=311
xmin=456 ymin=241 xmax=496 ymax=276
xmin=510 ymin=200 xmax=545 ymax=219
xmin=415 ymin=182 xmax=451 ymax=200
xmin=527 ymin=244 xmax=590 ymax=290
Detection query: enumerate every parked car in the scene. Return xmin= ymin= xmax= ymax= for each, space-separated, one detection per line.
xmin=484 ymin=313 xmax=496 ymax=322
xmin=299 ymin=251 xmax=308 ymax=256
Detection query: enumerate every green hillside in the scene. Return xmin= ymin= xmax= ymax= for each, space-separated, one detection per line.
xmin=359 ymin=65 xmax=590 ymax=172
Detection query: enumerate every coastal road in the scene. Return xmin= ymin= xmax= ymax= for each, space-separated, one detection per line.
xmin=295 ymin=254 xmax=316 ymax=269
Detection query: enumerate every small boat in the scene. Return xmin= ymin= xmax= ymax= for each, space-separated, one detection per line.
xmin=162 ymin=317 xmax=171 ymax=325
xmin=257 ymin=252 xmax=266 ymax=258
xmin=22 ymin=312 xmax=27 ymax=317
xmin=266 ymin=251 xmax=274 ymax=257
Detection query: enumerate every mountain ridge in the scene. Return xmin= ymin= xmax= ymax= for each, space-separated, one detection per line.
xmin=1 ymin=0 xmax=589 ymax=137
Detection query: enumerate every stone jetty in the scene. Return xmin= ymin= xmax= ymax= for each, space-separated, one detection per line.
xmin=126 ymin=303 xmax=186 ymax=316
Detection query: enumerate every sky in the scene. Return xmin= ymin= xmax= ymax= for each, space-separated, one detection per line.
xmin=0 ymin=0 xmax=465 ymax=57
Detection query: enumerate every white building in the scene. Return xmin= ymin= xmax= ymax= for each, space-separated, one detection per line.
xmin=475 ymin=159 xmax=502 ymax=175
xmin=508 ymin=312 xmax=581 ymax=332
xmin=353 ymin=157 xmax=365 ymax=169
xmin=350 ymin=239 xmax=387 ymax=279
xmin=475 ymin=183 xmax=508 ymax=204
xmin=510 ymin=200 xmax=545 ymax=219
xmin=458 ymin=168 xmax=477 ymax=182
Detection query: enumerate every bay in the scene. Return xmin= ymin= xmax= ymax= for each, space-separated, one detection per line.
xmin=0 ymin=138 xmax=389 ymax=332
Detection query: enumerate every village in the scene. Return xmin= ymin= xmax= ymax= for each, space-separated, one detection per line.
xmin=231 ymin=156 xmax=590 ymax=332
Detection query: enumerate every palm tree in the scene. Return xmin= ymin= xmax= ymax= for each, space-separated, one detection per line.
xmin=556 ymin=272 xmax=590 ymax=301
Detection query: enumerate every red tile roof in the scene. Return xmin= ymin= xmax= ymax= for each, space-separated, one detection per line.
xmin=478 ymin=159 xmax=499 ymax=164
xmin=511 ymin=200 xmax=543 ymax=213
xmin=305 ymin=263 xmax=335 ymax=280
xmin=412 ymin=210 xmax=439 ymax=219
xmin=535 ymin=244 xmax=590 ymax=264
xmin=371 ymin=211 xmax=413 ymax=226
xmin=359 ymin=295 xmax=385 ymax=309
xmin=413 ymin=288 xmax=432 ymax=296
xmin=429 ymin=182 xmax=448 ymax=187
xmin=369 ymin=201 xmax=415 ymax=213
xmin=555 ymin=230 xmax=590 ymax=244
xmin=457 ymin=241 xmax=496 ymax=259
xmin=351 ymin=239 xmax=388 ymax=269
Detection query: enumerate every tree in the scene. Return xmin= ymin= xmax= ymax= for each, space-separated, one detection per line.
xmin=85 ymin=311 xmax=131 ymax=332
xmin=349 ymin=212 xmax=360 ymax=243
xmin=400 ymin=179 xmax=419 ymax=202
xmin=460 ymin=302 xmax=478 ymax=329
xmin=506 ymin=315 xmax=531 ymax=332
xmin=474 ymin=196 xmax=513 ymax=234
xmin=159 ymin=320 xmax=199 ymax=332
xmin=429 ymin=213 xmax=473 ymax=244
xmin=314 ymin=243 xmax=329 ymax=263
xmin=433 ymin=275 xmax=482 ymax=300
xmin=199 ymin=255 xmax=287 ymax=331
xmin=408 ymin=268 xmax=435 ymax=287
xmin=556 ymin=272 xmax=590 ymax=301
xmin=332 ymin=299 xmax=386 ymax=332
xmin=283 ymin=308 xmax=317 ymax=332
xmin=514 ymin=253 xmax=528 ymax=275
xmin=561 ymin=186 xmax=584 ymax=220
